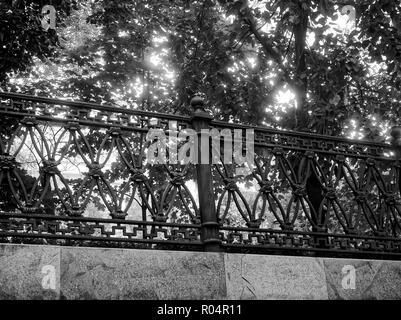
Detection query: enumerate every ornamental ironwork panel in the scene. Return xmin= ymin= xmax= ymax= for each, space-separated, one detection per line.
xmin=0 ymin=92 xmax=200 ymax=249
xmin=210 ymin=121 xmax=401 ymax=257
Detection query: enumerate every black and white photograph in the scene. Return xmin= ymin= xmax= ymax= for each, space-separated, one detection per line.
xmin=0 ymin=0 xmax=401 ymax=310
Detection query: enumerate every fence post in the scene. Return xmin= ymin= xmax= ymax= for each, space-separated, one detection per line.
xmin=190 ymin=96 xmax=221 ymax=252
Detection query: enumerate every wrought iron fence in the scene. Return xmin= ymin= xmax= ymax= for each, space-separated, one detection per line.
xmin=0 ymin=91 xmax=401 ymax=259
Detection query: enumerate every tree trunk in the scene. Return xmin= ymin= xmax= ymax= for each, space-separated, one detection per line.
xmin=293 ymin=0 xmax=309 ymax=130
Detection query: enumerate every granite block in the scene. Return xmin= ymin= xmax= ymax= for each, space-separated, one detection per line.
xmin=2 ymin=242 xmax=401 ymax=300
xmin=225 ymin=253 xmax=328 ymax=300
xmin=60 ymin=247 xmax=226 ymax=300
xmin=323 ymin=258 xmax=401 ymax=300
xmin=0 ymin=244 xmax=60 ymax=300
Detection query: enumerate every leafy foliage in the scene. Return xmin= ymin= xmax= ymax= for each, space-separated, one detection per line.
xmin=3 ymin=0 xmax=401 ymax=139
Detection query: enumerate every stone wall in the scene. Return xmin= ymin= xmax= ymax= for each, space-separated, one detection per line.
xmin=0 ymin=243 xmax=400 ymax=299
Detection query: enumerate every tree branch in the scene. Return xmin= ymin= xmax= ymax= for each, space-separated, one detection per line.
xmin=244 ymin=13 xmax=296 ymax=88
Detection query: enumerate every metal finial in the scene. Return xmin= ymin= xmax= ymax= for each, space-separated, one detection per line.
xmin=190 ymin=95 xmax=205 ymax=113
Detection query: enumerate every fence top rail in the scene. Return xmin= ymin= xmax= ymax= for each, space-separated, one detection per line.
xmin=211 ymin=120 xmax=393 ymax=152
xmin=0 ymin=91 xmax=395 ymax=154
xmin=0 ymin=91 xmax=192 ymax=123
